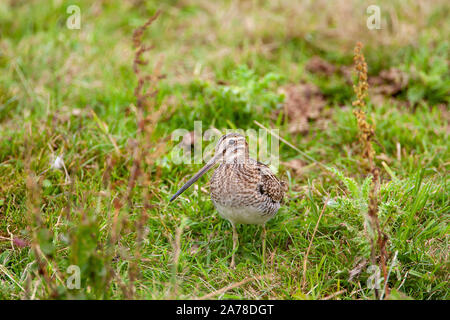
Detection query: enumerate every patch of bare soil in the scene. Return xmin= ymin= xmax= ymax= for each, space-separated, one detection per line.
xmin=277 ymin=82 xmax=327 ymax=134
xmin=305 ymin=56 xmax=336 ymax=75
xmin=307 ymin=57 xmax=412 ymax=108
xmin=369 ymin=67 xmax=409 ymax=96
xmin=281 ymin=158 xmax=305 ymax=177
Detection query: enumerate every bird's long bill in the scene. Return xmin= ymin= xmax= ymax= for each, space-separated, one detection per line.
xmin=169 ymin=154 xmax=219 ymax=202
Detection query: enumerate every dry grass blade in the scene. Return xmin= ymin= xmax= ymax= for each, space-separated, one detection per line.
xmin=301 ymin=197 xmax=329 ymax=290
xmin=254 ymin=120 xmax=329 ymax=170
xmin=196 ymin=275 xmax=270 ymax=300
xmin=169 ymin=221 xmax=186 ymax=299
xmin=90 ymin=109 xmax=121 ymax=155
xmin=322 ymin=289 xmax=347 ymax=300
xmin=0 ymin=264 xmax=25 ymax=292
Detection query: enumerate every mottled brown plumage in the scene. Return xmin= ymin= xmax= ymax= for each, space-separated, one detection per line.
xmin=210 ymin=160 xmax=286 ymax=225
xmin=170 ymin=132 xmax=287 ymax=267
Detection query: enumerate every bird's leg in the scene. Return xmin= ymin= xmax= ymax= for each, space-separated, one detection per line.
xmin=230 ymin=222 xmax=238 ymax=269
xmin=262 ymin=224 xmax=267 ymax=268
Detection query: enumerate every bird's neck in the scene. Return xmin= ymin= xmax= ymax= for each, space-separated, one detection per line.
xmin=222 ymin=151 xmax=249 ymax=164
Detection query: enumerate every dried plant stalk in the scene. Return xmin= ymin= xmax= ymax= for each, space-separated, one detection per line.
xmin=125 ymin=10 xmax=167 ymax=298
xmin=352 ymin=42 xmax=389 ymax=299
xmin=24 ymin=122 xmax=63 ymax=298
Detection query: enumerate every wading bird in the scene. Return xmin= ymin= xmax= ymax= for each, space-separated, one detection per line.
xmin=170 ymin=133 xmax=287 ymax=268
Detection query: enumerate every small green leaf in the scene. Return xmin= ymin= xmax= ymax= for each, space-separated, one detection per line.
xmin=407 ymin=85 xmax=425 ymax=104
xmin=42 ymin=179 xmax=52 ymax=188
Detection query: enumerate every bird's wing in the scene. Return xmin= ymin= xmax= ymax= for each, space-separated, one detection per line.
xmin=255 ymin=162 xmax=286 ymax=203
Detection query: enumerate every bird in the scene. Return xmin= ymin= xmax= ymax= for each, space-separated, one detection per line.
xmin=170 ymin=132 xmax=287 ymax=268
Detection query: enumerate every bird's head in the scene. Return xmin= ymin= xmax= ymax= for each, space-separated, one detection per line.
xmin=214 ymin=132 xmax=249 ymax=164
xmin=169 ymin=132 xmax=249 ymax=202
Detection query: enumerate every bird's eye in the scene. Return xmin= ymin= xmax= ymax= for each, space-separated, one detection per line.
xmin=228 ymin=139 xmax=235 ymax=145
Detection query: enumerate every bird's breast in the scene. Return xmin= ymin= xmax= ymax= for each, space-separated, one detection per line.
xmin=213 ymin=201 xmax=279 ymax=225
xmin=209 ymin=162 xmax=283 ymax=225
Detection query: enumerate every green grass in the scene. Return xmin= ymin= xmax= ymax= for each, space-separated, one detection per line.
xmin=0 ymin=0 xmax=449 ymax=300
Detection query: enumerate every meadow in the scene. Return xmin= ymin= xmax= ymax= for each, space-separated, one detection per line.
xmin=0 ymin=0 xmax=448 ymax=299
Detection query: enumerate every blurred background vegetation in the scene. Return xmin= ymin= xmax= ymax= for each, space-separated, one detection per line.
xmin=0 ymin=0 xmax=448 ymax=299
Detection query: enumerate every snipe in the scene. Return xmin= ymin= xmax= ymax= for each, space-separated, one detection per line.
xmin=170 ymin=132 xmax=287 ymax=268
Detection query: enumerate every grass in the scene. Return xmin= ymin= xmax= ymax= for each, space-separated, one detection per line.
xmin=0 ymin=0 xmax=449 ymax=300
